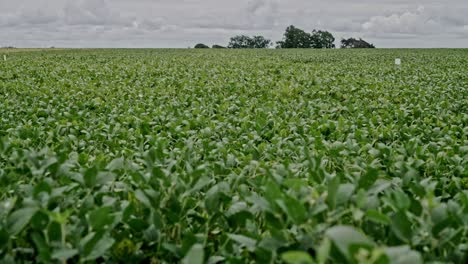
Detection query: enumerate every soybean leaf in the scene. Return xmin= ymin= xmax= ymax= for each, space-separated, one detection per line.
xmin=325 ymin=226 xmax=375 ymax=261
xmin=281 ymin=251 xmax=315 ymax=264
xmin=182 ymin=244 xmax=205 ymax=264
xmin=227 ymin=234 xmax=257 ymax=251
xmin=52 ymin=248 xmax=79 ymax=261
xmin=7 ymin=207 xmax=38 ymax=235
xmin=384 ymin=246 xmax=423 ymax=264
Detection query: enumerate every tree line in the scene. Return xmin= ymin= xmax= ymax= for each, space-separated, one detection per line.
xmin=195 ymin=25 xmax=375 ymax=49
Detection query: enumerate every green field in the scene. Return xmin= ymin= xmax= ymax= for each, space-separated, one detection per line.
xmin=0 ymin=49 xmax=467 ymax=263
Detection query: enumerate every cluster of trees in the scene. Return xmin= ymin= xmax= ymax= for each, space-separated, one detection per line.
xmin=194 ymin=25 xmax=375 ymax=49
xmin=341 ymin=38 xmax=375 ymax=48
xmin=227 ymin=35 xmax=272 ymax=49
xmin=276 ymin=26 xmax=335 ymax=49
xmin=195 ymin=35 xmax=271 ymax=49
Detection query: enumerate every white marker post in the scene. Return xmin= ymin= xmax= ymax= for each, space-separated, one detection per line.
xmin=395 ymin=58 xmax=401 ymax=66
xmin=3 ymin=55 xmax=6 ymax=61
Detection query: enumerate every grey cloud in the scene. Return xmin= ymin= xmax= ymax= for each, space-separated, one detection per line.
xmin=136 ymin=18 xmax=165 ymax=31
xmin=0 ymin=0 xmax=467 ymax=48
xmin=0 ymin=14 xmax=22 ymax=27
xmin=246 ymin=0 xmax=279 ymax=28
xmin=20 ymin=9 xmax=58 ymax=25
xmin=0 ymin=0 xmax=136 ymax=28
xmin=188 ymin=0 xmax=279 ymax=31
xmin=0 ymin=8 xmax=59 ymax=27
xmin=63 ymin=0 xmax=134 ymax=27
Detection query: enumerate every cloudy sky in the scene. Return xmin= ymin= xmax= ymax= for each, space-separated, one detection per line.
xmin=1 ymin=0 xmax=467 ymax=48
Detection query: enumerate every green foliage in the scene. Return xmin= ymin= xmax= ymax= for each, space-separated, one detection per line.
xmin=276 ymin=25 xmax=336 ymax=48
xmin=276 ymin=25 xmax=312 ymax=48
xmin=341 ymin=38 xmax=376 ymax=48
xmin=182 ymin=244 xmax=204 ymax=264
xmin=228 ymin=35 xmax=272 ymax=48
xmin=281 ymin=251 xmax=315 ymax=264
xmin=310 ymin=30 xmax=336 ymax=49
xmin=0 ymin=48 xmax=467 ymax=263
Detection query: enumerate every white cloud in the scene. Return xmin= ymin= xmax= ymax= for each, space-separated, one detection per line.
xmin=361 ymin=5 xmax=468 ymax=37
xmin=362 ymin=6 xmax=439 ymax=35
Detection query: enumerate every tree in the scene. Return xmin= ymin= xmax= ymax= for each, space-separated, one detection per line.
xmin=228 ymin=35 xmax=272 ymax=49
xmin=194 ymin=43 xmax=210 ymax=49
xmin=341 ymin=38 xmax=375 ymax=48
xmin=276 ymin=25 xmax=335 ymax=49
xmin=311 ymin=30 xmax=335 ymax=48
xmin=228 ymin=35 xmax=252 ymax=48
xmin=276 ymin=25 xmax=312 ymax=48
xmin=212 ymin=44 xmax=226 ymax=49
xmin=251 ymin=36 xmax=272 ymax=48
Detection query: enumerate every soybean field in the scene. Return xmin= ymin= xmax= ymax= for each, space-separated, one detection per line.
xmin=0 ymin=49 xmax=467 ymax=263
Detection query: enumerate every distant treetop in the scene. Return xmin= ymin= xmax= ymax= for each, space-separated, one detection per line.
xmin=341 ymin=38 xmax=375 ymax=48
xmin=212 ymin=44 xmax=226 ymax=49
xmin=194 ymin=43 xmax=210 ymax=49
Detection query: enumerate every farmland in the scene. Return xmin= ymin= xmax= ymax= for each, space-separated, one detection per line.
xmin=0 ymin=49 xmax=467 ymax=263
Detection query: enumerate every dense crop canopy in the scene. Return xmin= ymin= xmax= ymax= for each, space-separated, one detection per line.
xmin=0 ymin=49 xmax=467 ymax=263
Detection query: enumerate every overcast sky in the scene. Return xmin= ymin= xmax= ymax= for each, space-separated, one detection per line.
xmin=1 ymin=0 xmax=467 ymax=48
